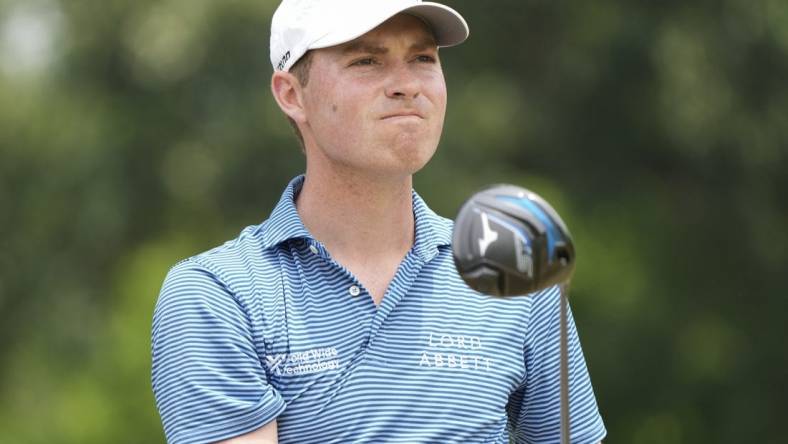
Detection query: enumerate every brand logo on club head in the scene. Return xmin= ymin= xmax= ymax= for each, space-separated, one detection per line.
xmin=477 ymin=208 xmax=534 ymax=279
xmin=478 ymin=212 xmax=499 ymax=257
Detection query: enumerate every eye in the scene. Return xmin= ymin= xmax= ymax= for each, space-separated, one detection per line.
xmin=415 ymin=54 xmax=437 ymax=63
xmin=350 ymin=57 xmax=378 ymax=67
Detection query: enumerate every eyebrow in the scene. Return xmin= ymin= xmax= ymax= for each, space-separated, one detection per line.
xmin=342 ymin=42 xmax=389 ymax=55
xmin=341 ymin=37 xmax=438 ymax=56
xmin=409 ymin=38 xmax=438 ymax=53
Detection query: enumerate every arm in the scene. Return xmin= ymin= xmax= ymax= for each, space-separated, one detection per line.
xmin=507 ymin=286 xmax=607 ymax=444
xmin=152 ymin=261 xmax=286 ymax=444
xmin=215 ymin=419 xmax=278 ymax=444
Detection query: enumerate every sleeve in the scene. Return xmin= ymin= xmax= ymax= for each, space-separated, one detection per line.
xmin=151 ymin=260 xmax=286 ymax=444
xmin=507 ymin=286 xmax=607 ymax=444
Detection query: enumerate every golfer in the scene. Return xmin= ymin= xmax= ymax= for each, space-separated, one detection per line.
xmin=151 ymin=1 xmax=607 ymax=443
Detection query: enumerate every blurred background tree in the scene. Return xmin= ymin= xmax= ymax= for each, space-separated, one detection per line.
xmin=0 ymin=0 xmax=786 ymax=442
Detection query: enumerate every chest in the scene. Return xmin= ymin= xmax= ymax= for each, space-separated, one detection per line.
xmin=335 ymin=251 xmax=407 ymax=306
xmin=258 ymin=249 xmax=530 ymax=442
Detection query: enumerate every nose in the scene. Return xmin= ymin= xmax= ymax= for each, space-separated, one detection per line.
xmin=384 ymin=64 xmax=421 ymax=100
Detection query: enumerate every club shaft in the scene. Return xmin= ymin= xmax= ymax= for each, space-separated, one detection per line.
xmin=560 ymin=284 xmax=570 ymax=444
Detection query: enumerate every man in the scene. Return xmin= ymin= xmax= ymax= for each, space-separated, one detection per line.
xmin=151 ymin=1 xmax=607 ymax=443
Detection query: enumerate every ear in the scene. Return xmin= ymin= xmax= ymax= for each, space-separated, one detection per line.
xmin=271 ymin=71 xmax=307 ymax=124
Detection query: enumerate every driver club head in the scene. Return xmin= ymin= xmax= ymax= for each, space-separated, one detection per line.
xmin=452 ymin=184 xmax=576 ymax=297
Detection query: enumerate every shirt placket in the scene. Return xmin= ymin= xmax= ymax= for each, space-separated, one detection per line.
xmin=365 ymin=250 xmax=426 ymax=354
xmin=306 ymin=239 xmax=427 ymax=353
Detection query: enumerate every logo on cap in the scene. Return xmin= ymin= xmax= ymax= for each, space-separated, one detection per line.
xmin=277 ymin=50 xmax=291 ymax=71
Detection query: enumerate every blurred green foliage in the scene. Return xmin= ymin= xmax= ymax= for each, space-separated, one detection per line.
xmin=1 ymin=0 xmax=786 ymax=442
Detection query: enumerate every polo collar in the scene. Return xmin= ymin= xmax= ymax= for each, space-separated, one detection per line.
xmin=258 ymin=175 xmax=452 ymax=262
xmin=410 ymin=188 xmax=453 ymax=262
xmin=258 ymin=175 xmax=312 ymax=249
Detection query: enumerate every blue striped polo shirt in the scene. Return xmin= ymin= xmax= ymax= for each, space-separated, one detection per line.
xmin=151 ymin=175 xmax=607 ymax=444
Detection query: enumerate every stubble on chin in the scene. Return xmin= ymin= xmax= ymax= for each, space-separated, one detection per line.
xmin=386 ymin=129 xmax=440 ymax=174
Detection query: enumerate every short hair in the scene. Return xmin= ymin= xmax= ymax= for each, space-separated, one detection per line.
xmin=286 ymin=51 xmax=313 ymax=152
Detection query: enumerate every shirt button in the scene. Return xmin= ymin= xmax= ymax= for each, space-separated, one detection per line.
xmin=309 ymin=244 xmax=319 ymax=254
xmin=348 ymin=285 xmax=361 ymax=297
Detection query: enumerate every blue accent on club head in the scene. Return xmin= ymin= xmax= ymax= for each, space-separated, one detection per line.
xmin=496 ymin=195 xmax=559 ymax=263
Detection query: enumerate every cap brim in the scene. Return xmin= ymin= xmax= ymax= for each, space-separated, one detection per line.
xmin=403 ymin=3 xmax=469 ymax=48
xmin=310 ymin=2 xmax=469 ymax=51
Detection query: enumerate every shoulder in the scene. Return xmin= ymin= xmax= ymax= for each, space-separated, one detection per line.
xmin=192 ymin=223 xmax=278 ymax=279
xmin=157 ymin=222 xmax=285 ymax=315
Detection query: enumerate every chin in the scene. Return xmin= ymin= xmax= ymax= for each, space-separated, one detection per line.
xmin=358 ymin=146 xmax=431 ymax=179
xmin=391 ymin=143 xmax=437 ymax=175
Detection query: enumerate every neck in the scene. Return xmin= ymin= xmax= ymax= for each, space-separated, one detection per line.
xmin=295 ymin=164 xmax=415 ymax=263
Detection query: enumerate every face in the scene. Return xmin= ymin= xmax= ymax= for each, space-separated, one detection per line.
xmin=298 ymin=14 xmax=447 ymax=179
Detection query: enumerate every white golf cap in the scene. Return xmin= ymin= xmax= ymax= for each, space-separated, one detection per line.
xmin=270 ymin=0 xmax=469 ymax=72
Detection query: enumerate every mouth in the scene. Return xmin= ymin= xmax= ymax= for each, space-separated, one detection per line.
xmin=381 ymin=111 xmax=424 ymax=120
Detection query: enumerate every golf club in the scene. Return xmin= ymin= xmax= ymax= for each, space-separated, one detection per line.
xmin=452 ymin=184 xmax=576 ymax=444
